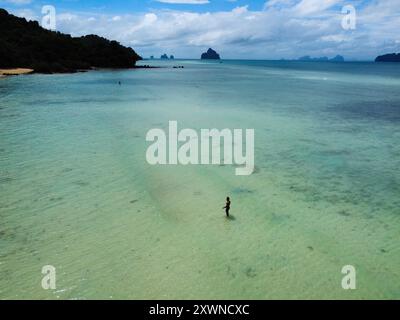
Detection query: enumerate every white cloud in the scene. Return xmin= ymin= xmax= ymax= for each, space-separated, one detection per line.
xmin=320 ymin=34 xmax=349 ymax=43
xmin=2 ymin=0 xmax=32 ymax=5
xmin=57 ymin=13 xmax=79 ymax=22
xmin=14 ymin=8 xmax=37 ymax=21
xmin=10 ymin=0 xmax=400 ymax=60
xmin=293 ymin=0 xmax=342 ymax=16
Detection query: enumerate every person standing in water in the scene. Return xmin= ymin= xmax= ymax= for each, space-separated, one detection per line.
xmin=223 ymin=197 xmax=231 ymax=217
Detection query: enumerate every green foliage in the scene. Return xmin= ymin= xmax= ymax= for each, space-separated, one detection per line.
xmin=0 ymin=9 xmax=142 ymax=73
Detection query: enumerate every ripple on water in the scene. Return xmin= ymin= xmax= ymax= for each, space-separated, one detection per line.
xmin=0 ymin=176 xmax=13 ymax=184
xmin=72 ymin=181 xmax=90 ymax=187
xmin=232 ymin=187 xmax=254 ymax=195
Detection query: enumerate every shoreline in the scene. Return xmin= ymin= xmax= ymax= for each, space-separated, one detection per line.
xmin=0 ymin=68 xmax=34 ymax=77
xmin=0 ymin=65 xmax=164 ymax=78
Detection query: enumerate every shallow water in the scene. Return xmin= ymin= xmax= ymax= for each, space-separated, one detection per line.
xmin=0 ymin=60 xmax=399 ymax=299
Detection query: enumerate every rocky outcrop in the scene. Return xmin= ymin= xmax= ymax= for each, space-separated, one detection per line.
xmin=330 ymin=55 xmax=345 ymax=62
xmin=160 ymin=54 xmax=175 ymax=60
xmin=298 ymin=55 xmax=345 ymax=62
xmin=201 ymin=48 xmax=221 ymax=60
xmin=375 ymin=53 xmax=400 ymax=62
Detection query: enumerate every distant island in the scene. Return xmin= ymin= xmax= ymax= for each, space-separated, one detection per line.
xmin=160 ymin=54 xmax=175 ymax=60
xmin=298 ymin=55 xmax=345 ymax=62
xmin=0 ymin=9 xmax=141 ymax=74
xmin=375 ymin=53 xmax=400 ymax=62
xmin=201 ymin=48 xmax=221 ymax=60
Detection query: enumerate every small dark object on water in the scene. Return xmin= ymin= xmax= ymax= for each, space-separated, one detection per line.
xmin=135 ymin=65 xmax=161 ymax=69
xmin=338 ymin=210 xmax=351 ymax=217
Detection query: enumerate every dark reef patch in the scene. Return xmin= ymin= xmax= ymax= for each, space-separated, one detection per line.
xmin=232 ymin=187 xmax=254 ymax=194
xmin=330 ymin=100 xmax=400 ymax=123
xmin=338 ymin=210 xmax=351 ymax=217
xmin=288 ymin=184 xmax=310 ymax=193
xmin=245 ymin=267 xmax=257 ymax=278
xmin=0 ymin=228 xmax=15 ymax=240
xmin=226 ymin=265 xmax=236 ymax=279
xmin=319 ymin=149 xmax=352 ymax=156
xmin=73 ymin=180 xmax=90 ymax=187
xmin=49 ymin=197 xmax=63 ymax=202
xmin=0 ymin=176 xmax=13 ymax=183
xmin=270 ymin=212 xmax=290 ymax=223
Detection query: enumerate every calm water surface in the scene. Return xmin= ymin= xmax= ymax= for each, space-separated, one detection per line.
xmin=0 ymin=60 xmax=399 ymax=299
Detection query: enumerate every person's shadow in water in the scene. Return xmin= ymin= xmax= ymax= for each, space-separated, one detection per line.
xmin=226 ymin=215 xmax=236 ymax=221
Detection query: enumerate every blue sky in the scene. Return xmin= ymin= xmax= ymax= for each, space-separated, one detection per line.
xmin=1 ymin=0 xmax=399 ymax=60
xmin=2 ymin=0 xmax=274 ymax=14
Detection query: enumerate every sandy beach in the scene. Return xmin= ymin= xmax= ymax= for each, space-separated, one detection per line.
xmin=0 ymin=68 xmax=34 ymax=77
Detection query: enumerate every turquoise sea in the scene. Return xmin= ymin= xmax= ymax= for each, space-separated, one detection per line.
xmin=0 ymin=60 xmax=399 ymax=299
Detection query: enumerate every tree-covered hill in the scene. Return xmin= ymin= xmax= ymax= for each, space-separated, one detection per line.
xmin=0 ymin=8 xmax=142 ymax=73
xmin=375 ymin=53 xmax=400 ymax=62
